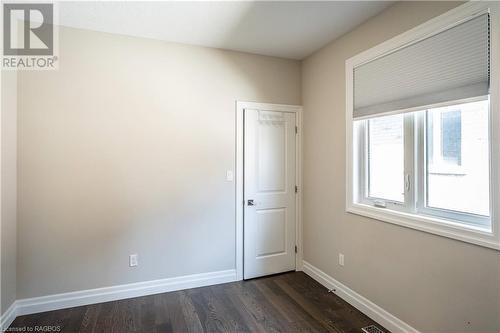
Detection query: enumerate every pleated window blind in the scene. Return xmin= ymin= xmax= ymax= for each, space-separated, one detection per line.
xmin=353 ymin=14 xmax=490 ymax=119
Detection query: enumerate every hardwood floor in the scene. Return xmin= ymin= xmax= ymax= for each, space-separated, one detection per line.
xmin=9 ymin=272 xmax=388 ymax=333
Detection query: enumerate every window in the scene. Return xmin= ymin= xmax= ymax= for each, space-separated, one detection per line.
xmin=354 ymin=99 xmax=492 ymax=234
xmin=346 ymin=2 xmax=500 ymax=250
xmin=358 ymin=99 xmax=491 ymax=225
xmin=425 ymin=101 xmax=490 ymax=218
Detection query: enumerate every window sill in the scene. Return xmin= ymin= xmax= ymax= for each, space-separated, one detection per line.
xmin=347 ymin=203 xmax=500 ymax=250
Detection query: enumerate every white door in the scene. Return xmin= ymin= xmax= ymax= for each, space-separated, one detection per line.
xmin=244 ymin=109 xmax=296 ymax=279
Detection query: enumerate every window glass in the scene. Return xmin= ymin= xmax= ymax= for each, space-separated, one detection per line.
xmin=368 ymin=114 xmax=404 ymax=202
xmin=440 ymin=110 xmax=462 ymax=165
xmin=426 ymin=100 xmax=490 ymax=216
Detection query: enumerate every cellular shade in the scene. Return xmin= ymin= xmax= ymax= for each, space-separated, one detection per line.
xmin=353 ymin=14 xmax=490 ymax=119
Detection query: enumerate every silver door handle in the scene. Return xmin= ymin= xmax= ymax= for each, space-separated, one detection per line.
xmin=247 ymin=199 xmax=255 ymax=206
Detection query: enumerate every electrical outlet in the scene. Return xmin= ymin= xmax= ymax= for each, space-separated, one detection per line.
xmin=129 ymin=254 xmax=138 ymax=267
xmin=226 ymin=170 xmax=234 ymax=181
xmin=339 ymin=253 xmax=345 ymax=266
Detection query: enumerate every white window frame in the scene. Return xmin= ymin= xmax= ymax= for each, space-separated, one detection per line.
xmin=357 ymin=112 xmax=414 ymax=213
xmin=346 ymin=2 xmax=500 ymax=250
xmin=414 ymin=97 xmax=492 ymax=229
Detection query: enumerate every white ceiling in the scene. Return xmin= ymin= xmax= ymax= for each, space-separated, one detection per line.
xmin=58 ymin=1 xmax=393 ymax=60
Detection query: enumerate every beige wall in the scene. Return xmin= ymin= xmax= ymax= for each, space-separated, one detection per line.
xmin=1 ymin=70 xmax=17 ymax=315
xmin=302 ymin=2 xmax=500 ymax=332
xmin=17 ymin=26 xmax=300 ymax=298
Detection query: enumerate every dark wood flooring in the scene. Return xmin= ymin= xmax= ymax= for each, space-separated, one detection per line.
xmin=9 ymin=272 xmax=387 ymax=333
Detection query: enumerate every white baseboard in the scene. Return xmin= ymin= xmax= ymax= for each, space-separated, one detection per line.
xmin=2 ymin=268 xmax=236 ymax=329
xmin=0 ymin=302 xmax=17 ymax=331
xmin=302 ymin=260 xmax=419 ymax=333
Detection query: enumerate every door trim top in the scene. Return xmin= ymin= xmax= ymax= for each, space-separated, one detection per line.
xmin=235 ymin=101 xmax=303 ymax=281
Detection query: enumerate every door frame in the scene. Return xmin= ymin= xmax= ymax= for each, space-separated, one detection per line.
xmin=235 ymin=101 xmax=303 ymax=281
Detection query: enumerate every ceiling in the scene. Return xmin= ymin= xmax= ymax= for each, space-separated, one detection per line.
xmin=58 ymin=1 xmax=393 ymax=60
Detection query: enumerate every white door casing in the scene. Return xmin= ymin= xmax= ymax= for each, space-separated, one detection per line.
xmin=243 ymin=109 xmax=297 ymax=279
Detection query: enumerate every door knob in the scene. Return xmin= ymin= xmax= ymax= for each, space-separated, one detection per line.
xmin=247 ymin=199 xmax=255 ymax=206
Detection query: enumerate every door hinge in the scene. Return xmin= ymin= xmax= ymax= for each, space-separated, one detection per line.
xmin=294 ymin=245 xmax=298 ymax=253
xmin=295 ymin=126 xmax=298 ymax=134
xmin=295 ymin=185 xmax=298 ymax=193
